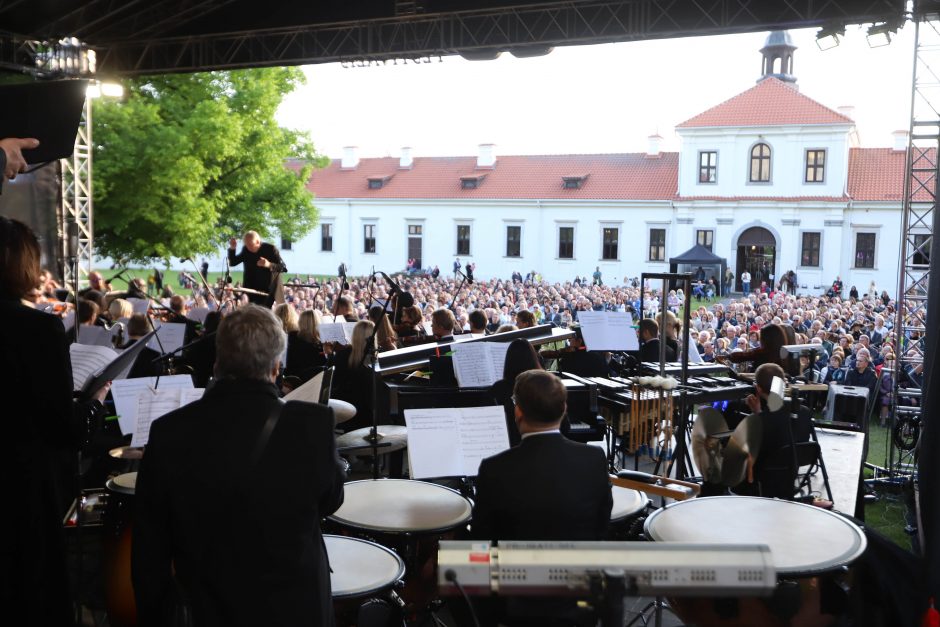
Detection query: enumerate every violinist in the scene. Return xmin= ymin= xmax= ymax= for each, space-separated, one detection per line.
xmin=368 ymin=305 xmax=398 ymax=352
xmin=286 ymin=310 xmax=326 ymax=382
xmin=541 ymin=326 xmax=609 ymax=378
xmin=718 ymin=323 xmax=787 ymax=372
xmin=394 ymin=304 xmax=429 ymax=345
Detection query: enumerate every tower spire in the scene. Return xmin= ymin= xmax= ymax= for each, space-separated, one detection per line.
xmin=759 ymin=30 xmax=797 ymax=84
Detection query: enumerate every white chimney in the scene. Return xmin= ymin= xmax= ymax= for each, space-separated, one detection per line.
xmin=646 ymin=133 xmax=662 ymax=158
xmin=837 ymin=105 xmax=855 ymax=120
xmin=477 ymin=143 xmax=496 ymax=169
xmin=399 ymin=146 xmax=413 ymax=169
xmin=341 ymin=146 xmax=359 ymax=169
xmin=892 ymin=130 xmax=909 ymax=152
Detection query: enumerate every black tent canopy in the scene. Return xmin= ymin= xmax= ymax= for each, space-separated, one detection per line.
xmin=669 ymin=244 xmax=728 ymax=296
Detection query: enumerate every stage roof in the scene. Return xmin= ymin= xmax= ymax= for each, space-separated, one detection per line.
xmin=0 ymin=0 xmax=910 ymax=76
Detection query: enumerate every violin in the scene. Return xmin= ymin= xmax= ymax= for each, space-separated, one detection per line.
xmin=539 ymin=343 xmax=577 ymax=360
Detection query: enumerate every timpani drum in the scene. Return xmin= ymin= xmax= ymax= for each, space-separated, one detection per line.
xmin=104 ymin=472 xmax=138 ymax=627
xmin=608 ymin=483 xmax=649 ymax=540
xmin=327 ymin=479 xmax=473 ymax=606
xmin=644 ymin=496 xmax=867 ymax=627
xmin=325 ymin=534 xmax=406 ymax=626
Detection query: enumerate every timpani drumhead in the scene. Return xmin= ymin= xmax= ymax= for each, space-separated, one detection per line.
xmin=107 ymin=472 xmax=138 ymax=495
xmin=610 ymin=485 xmax=648 ymax=522
xmin=644 ymin=496 xmax=867 ymax=576
xmin=329 ymin=479 xmax=472 ymax=534
xmin=325 ymin=535 xmax=405 ymax=599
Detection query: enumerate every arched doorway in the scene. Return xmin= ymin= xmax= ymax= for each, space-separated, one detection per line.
xmin=736 ymin=226 xmax=776 ymax=292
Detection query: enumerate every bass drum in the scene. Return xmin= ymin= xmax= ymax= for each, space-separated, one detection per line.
xmin=104 ymin=472 xmax=138 ymax=627
xmin=644 ymin=496 xmax=867 ymax=627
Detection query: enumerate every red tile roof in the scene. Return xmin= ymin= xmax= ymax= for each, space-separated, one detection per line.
xmin=301 ymin=148 xmax=906 ymax=203
xmin=305 ymin=153 xmax=679 ymax=200
xmin=676 ymin=78 xmax=853 ymax=129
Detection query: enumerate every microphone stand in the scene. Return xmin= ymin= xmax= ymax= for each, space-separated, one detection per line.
xmin=448 ymin=269 xmax=470 ymax=313
xmin=185 ymin=257 xmax=220 ymax=308
xmin=361 ymin=271 xmax=395 ymax=480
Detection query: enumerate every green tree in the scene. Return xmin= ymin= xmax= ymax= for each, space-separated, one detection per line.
xmin=93 ymin=67 xmax=326 ymax=263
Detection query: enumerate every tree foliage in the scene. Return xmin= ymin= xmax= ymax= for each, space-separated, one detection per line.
xmin=93 ymin=67 xmax=326 ymax=263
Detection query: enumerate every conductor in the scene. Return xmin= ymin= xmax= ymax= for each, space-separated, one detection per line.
xmin=228 ymin=231 xmax=287 ymax=306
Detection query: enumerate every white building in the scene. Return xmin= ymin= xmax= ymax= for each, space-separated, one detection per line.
xmin=284 ymin=32 xmax=909 ymax=295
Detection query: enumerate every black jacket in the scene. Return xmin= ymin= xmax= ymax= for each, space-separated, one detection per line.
xmin=638 ymin=338 xmax=677 ymax=362
xmin=472 ymin=433 xmax=612 ymax=541
xmin=132 ymin=379 xmax=345 ymax=627
xmin=228 ymin=242 xmax=287 ymax=306
xmin=556 ymin=349 xmax=609 ymax=378
xmin=285 ymin=334 xmax=326 ymax=382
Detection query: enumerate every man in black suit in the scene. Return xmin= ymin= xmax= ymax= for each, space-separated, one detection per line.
xmin=472 ymin=370 xmax=612 ymax=542
xmin=228 ymin=231 xmax=287 ymax=306
xmin=637 ymin=318 xmax=676 ymax=362
xmin=431 ymin=307 xmax=457 ymax=342
xmin=133 ymin=305 xmax=346 ymax=627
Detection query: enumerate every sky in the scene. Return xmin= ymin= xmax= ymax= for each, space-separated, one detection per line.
xmin=277 ymin=24 xmax=915 ymax=160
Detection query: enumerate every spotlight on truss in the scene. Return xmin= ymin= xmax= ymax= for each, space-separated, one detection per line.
xmin=815 ymin=25 xmax=845 ymax=51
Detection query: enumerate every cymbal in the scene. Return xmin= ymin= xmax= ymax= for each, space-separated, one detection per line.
xmin=691 ymin=407 xmax=757 ymax=488
xmin=327 ymin=399 xmax=357 ymax=424
xmin=109 ymin=446 xmax=144 ymax=460
xmin=231 ymin=286 xmax=268 ymax=296
xmin=336 ymin=425 xmax=408 ymax=455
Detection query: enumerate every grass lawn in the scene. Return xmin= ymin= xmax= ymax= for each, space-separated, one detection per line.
xmin=862 ymin=421 xmax=917 ymax=551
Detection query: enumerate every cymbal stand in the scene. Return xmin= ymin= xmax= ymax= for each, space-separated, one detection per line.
xmin=363 ymin=271 xmax=395 ymax=479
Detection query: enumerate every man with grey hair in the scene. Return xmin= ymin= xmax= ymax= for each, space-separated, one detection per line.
xmin=228 ymin=230 xmax=287 ymax=306
xmin=133 ymin=305 xmax=345 ymax=626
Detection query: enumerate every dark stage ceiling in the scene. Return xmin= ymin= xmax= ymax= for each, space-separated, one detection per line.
xmin=0 ymin=0 xmax=913 ymax=76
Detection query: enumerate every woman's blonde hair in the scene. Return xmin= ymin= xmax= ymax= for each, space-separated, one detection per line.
xmin=109 ymin=298 xmax=133 ymax=320
xmin=274 ymin=303 xmax=299 ymax=333
xmin=297 ymin=309 xmax=321 ymax=343
xmin=349 ymin=320 xmax=376 ymax=368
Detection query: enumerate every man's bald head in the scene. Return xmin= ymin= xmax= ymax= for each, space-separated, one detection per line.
xmin=244 ymin=231 xmax=261 ymax=253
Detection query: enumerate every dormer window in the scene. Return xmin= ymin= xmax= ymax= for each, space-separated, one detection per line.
xmin=562 ymin=175 xmax=588 ymax=189
xmin=461 ymin=174 xmax=486 ymax=189
xmin=367 ymin=175 xmax=392 ymax=189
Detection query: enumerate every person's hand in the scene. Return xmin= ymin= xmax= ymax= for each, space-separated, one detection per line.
xmin=0 ymin=137 xmax=39 ymax=179
xmin=229 ymin=237 xmax=237 ymax=250
xmin=745 ymin=393 xmax=761 ymax=413
xmin=93 ymin=381 xmax=112 ymax=404
xmin=257 ymin=257 xmax=271 ymax=269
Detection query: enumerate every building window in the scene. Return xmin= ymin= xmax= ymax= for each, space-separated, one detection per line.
xmin=854 ymin=232 xmax=876 ymax=269
xmin=506 ymin=225 xmax=521 ymax=257
xmin=280 ymin=237 xmax=292 ymax=251
xmin=649 ymin=228 xmax=666 ymax=262
xmin=558 ymin=226 xmax=574 ymax=259
xmin=801 ymin=232 xmax=821 ymax=267
xmin=749 ymin=142 xmax=771 ymax=182
xmin=408 ymin=224 xmax=422 ymax=236
xmin=913 ymin=233 xmax=931 ymax=266
xmin=457 ymin=225 xmax=471 ymax=256
xmin=368 ymin=178 xmax=383 ymax=189
xmin=698 ymin=151 xmax=717 ymax=183
xmin=321 ymin=224 xmax=333 ymax=252
xmin=805 ymin=149 xmax=826 ymax=183
xmin=562 ymin=175 xmax=587 ymax=189
xmin=602 ymin=227 xmax=619 ymax=260
xmin=696 ymin=229 xmax=713 ymax=252
xmin=364 ymin=224 xmax=376 ymax=254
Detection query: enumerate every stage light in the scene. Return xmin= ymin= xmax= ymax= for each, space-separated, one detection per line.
xmin=100 ymin=82 xmax=124 ymax=99
xmin=815 ymin=25 xmax=844 ymax=51
xmin=867 ymin=22 xmax=897 ymax=48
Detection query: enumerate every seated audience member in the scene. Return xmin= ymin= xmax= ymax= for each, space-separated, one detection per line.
xmin=133 ymin=305 xmax=346 ymax=627
xmin=430 ymin=307 xmax=457 ymax=342
xmin=845 ymin=351 xmax=878 ymax=396
xmin=515 ymin=309 xmax=536 ymax=329
xmin=473 ymin=370 xmax=612 ymax=541
xmin=637 ymin=318 xmax=677 ymax=362
xmin=468 ymin=309 xmax=488 ymax=336
xmin=286 ymin=310 xmax=326 ymax=382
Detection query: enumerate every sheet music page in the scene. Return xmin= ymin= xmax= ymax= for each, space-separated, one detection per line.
xmin=132 ymin=388 xmax=183 ymax=447
xmin=456 ymin=406 xmax=511 ymax=476
xmin=284 ymin=372 xmax=323 ymax=404
xmin=128 ymin=298 xmax=150 ymax=315
xmin=187 ymin=307 xmax=209 ymax=323
xmin=607 ymin=312 xmax=640 ymax=350
xmin=342 ymin=322 xmax=358 ymax=340
xmin=451 ymin=343 xmax=496 ymax=387
xmin=577 ymin=311 xmax=638 ymax=351
xmin=404 ymin=408 xmax=463 ymax=478
xmin=180 ymin=388 xmax=205 ymax=406
xmin=684 ymin=331 xmax=703 ymax=364
xmin=111 ymin=375 xmax=195 ymax=435
xmin=70 ymin=343 xmax=119 ymax=391
xmin=487 ymin=342 xmax=511 ymax=381
xmin=147 ymin=322 xmax=187 ymax=354
xmin=318 ymin=322 xmax=350 ymax=345
xmin=76 ymin=325 xmax=114 ymax=347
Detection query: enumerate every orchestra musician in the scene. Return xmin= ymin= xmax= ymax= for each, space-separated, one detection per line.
xmin=327 ymin=320 xmax=377 ymax=431
xmin=368 ymin=305 xmax=398 ymax=352
xmin=393 ymin=304 xmax=427 ymax=343
xmin=543 ymin=326 xmax=609 ymax=378
xmin=132 ymin=305 xmax=346 ymax=626
xmin=228 ymin=231 xmax=287 ymax=306
xmin=720 ymin=323 xmax=787 ymax=372
xmin=0 ymin=217 xmax=110 ymax=625
xmin=637 ymin=318 xmax=677 ymax=362
xmin=430 ymin=308 xmax=457 ymax=342
xmin=490 ymin=339 xmax=546 ymax=446
xmin=331 ymin=295 xmax=358 ymax=322
xmin=285 ymin=310 xmax=326 ymax=383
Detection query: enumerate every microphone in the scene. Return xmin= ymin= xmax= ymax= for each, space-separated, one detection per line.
xmin=376 ymin=271 xmax=402 ymax=293
xmin=67 ymin=221 xmax=79 ymax=260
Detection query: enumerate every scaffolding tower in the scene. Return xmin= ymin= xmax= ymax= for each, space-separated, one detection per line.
xmin=60 ymin=95 xmax=93 ymax=288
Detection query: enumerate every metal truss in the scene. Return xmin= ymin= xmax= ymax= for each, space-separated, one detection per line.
xmin=89 ymin=0 xmax=905 ymax=76
xmin=60 ymin=96 xmax=93 ymax=288
xmin=887 ymin=17 xmax=940 ymax=478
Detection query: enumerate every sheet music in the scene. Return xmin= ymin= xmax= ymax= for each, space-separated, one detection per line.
xmin=187 ymin=307 xmax=209 ymax=323
xmin=451 ymin=343 xmax=496 ymax=387
xmin=76 ymin=325 xmax=114 ymax=347
xmin=132 ymin=388 xmax=184 ymax=447
xmin=70 ymin=343 xmax=120 ymax=391
xmin=684 ymin=331 xmax=703 ymax=364
xmin=576 ymin=311 xmax=639 ymax=351
xmin=147 ymin=321 xmax=187 ymax=354
xmin=128 ymin=298 xmax=150 ymax=315
xmin=284 ymin=371 xmax=324 ymax=404
xmin=405 ymin=406 xmax=510 ymax=478
xmin=110 ymin=375 xmax=195 ymax=435
xmin=487 ymin=342 xmax=510 ymax=380
xmin=318 ymin=322 xmax=351 ymax=344
xmin=180 ymin=388 xmax=205 ymax=406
